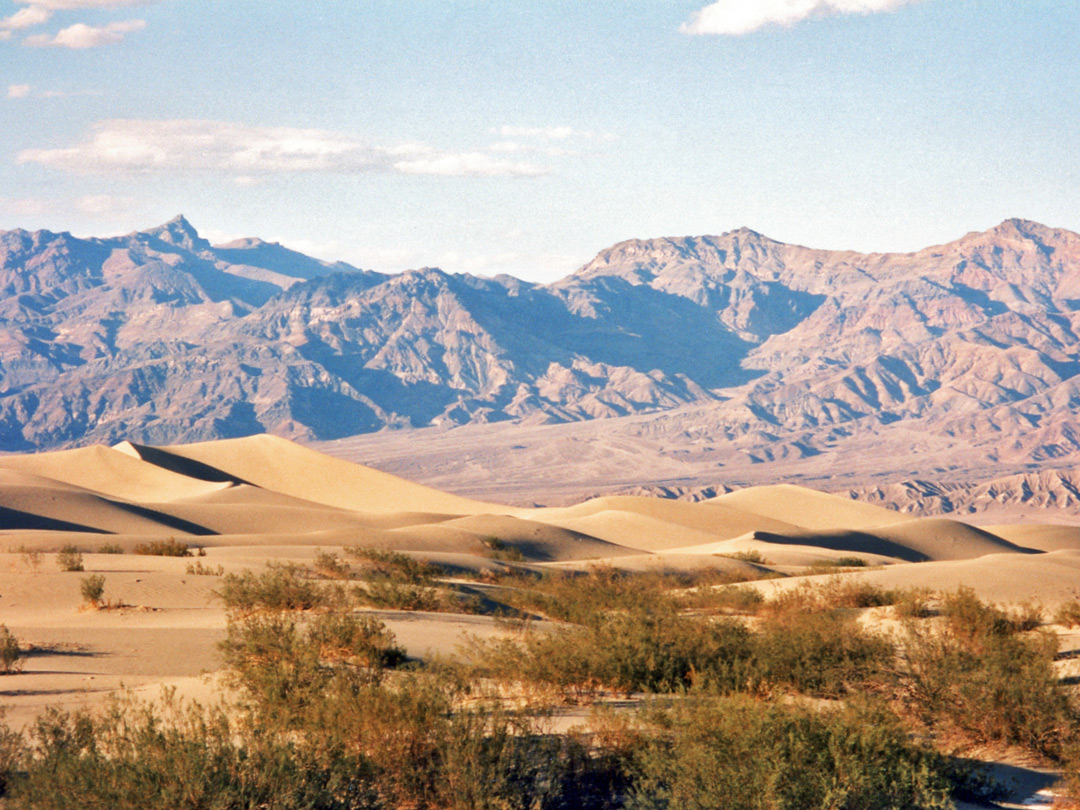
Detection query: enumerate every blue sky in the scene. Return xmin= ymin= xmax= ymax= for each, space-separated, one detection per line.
xmin=1 ymin=0 xmax=1077 ymax=281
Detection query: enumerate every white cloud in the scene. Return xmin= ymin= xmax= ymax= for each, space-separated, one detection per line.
xmin=1 ymin=6 xmax=51 ymax=31
xmin=18 ymin=119 xmax=551 ymax=178
xmin=7 ymin=83 xmax=32 ymax=99
xmin=24 ymin=19 xmax=145 ymax=48
xmin=681 ymin=0 xmax=922 ymax=36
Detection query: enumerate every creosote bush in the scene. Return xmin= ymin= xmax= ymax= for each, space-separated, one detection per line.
xmin=55 ymin=544 xmax=83 ymax=572
xmin=2 ymin=563 xmax=1078 ymax=808
xmin=80 ymin=574 xmax=106 ymax=608
xmin=0 ymin=626 xmax=23 ymax=675
xmin=628 ymin=697 xmax=954 ymax=810
xmin=133 ymin=538 xmax=192 ymax=557
xmin=900 ymin=587 xmax=1078 ymax=757
xmin=1053 ymin=599 xmax=1080 ymax=628
xmin=216 ymin=563 xmax=332 ymax=615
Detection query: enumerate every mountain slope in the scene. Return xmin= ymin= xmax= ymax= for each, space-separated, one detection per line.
xmin=5 ymin=215 xmax=1080 ymax=481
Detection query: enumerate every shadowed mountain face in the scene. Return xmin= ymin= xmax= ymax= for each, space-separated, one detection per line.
xmin=4 ymin=216 xmax=1080 ymax=465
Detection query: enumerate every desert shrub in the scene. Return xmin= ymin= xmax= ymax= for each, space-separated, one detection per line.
xmin=716 ymin=549 xmax=771 ymax=565
xmin=133 ymin=538 xmax=191 ymax=557
xmin=55 ymin=545 xmax=83 ymax=572
xmin=345 ymin=546 xmax=439 ymax=583
xmin=1055 ymin=599 xmax=1080 ymax=628
xmin=79 ymin=575 xmax=106 ymax=608
xmin=185 ymin=560 xmax=224 ymax=576
xmin=313 ymin=550 xmax=352 ymax=580
xmin=901 ymin=589 xmax=1078 ymax=757
xmin=481 ymin=536 xmax=527 ymax=563
xmin=96 ymin=543 xmax=124 ymax=555
xmin=466 ymin=603 xmax=755 ymax=698
xmin=627 ymin=696 xmax=953 ymax=810
xmin=894 ymin=587 xmax=935 ymax=619
xmin=0 ymin=626 xmax=23 ymax=675
xmin=751 ymin=609 xmax=894 ymax=697
xmin=687 ymin=584 xmax=765 ymax=614
xmin=17 ymin=546 xmax=42 ymax=571
xmin=763 ymin=577 xmax=896 ymax=616
xmin=4 ymin=698 xmax=378 ymax=810
xmin=355 ymin=579 xmax=445 ymax=612
xmin=216 ymin=564 xmax=328 ymax=615
xmin=220 ymin=612 xmax=406 ymax=724
xmin=833 ymin=556 xmax=870 ymax=567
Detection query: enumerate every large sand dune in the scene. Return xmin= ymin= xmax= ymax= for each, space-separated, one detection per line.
xmin=1 ymin=435 xmax=1078 ymax=729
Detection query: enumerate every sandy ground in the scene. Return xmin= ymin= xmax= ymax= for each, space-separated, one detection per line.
xmin=0 ymin=435 xmax=1078 ymax=806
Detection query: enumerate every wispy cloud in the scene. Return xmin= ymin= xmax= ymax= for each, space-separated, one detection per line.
xmin=24 ymin=19 xmax=145 ymax=48
xmin=1 ymin=5 xmax=51 ymax=32
xmin=18 ymin=119 xmax=551 ymax=178
xmin=681 ymin=0 xmax=922 ymax=36
xmin=6 ymin=83 xmax=32 ymax=99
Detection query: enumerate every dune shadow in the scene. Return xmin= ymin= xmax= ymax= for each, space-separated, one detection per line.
xmin=0 ymin=505 xmax=107 ymax=534
xmin=121 ymin=442 xmax=249 ymax=485
xmin=751 ymin=530 xmax=930 ymax=563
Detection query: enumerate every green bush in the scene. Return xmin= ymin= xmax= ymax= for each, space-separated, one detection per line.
xmin=313 ymin=550 xmax=352 ymax=580
xmin=627 ymin=697 xmax=953 ymax=810
xmin=133 ymin=538 xmax=192 ymax=557
xmin=901 ymin=588 xmax=1078 ymax=757
xmin=0 ymin=626 xmax=23 ymax=675
xmin=79 ymin=575 xmax=106 ymax=608
xmin=345 ymin=546 xmax=440 ymax=583
xmin=1055 ymin=599 xmax=1080 ymax=629
xmin=751 ymin=609 xmax=894 ymax=697
xmin=55 ymin=545 xmax=83 ymax=572
xmin=220 ymin=612 xmax=406 ymax=724
xmin=216 ymin=564 xmax=329 ymax=615
xmin=4 ymin=698 xmax=379 ymax=810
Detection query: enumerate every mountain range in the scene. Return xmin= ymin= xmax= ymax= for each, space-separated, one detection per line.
xmin=4 ymin=215 xmax=1080 ymax=507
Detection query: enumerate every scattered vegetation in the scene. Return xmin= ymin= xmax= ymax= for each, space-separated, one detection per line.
xmin=899 ymin=587 xmax=1076 ymax=757
xmin=133 ymin=538 xmax=192 ymax=557
xmin=185 ymin=560 xmax=225 ymax=576
xmin=79 ymin=574 xmax=106 ymax=608
xmin=216 ymin=564 xmax=332 ymax=615
xmin=1 ymin=558 xmax=1077 ymax=808
xmin=0 ymin=626 xmax=23 ymax=675
xmin=628 ymin=697 xmax=954 ymax=810
xmin=1054 ymin=598 xmax=1080 ymax=628
xmin=97 ymin=543 xmax=124 ymax=555
xmin=15 ymin=546 xmax=42 ymax=572
xmin=715 ymin=549 xmax=772 ymax=564
xmin=55 ymin=544 xmax=83 ymax=572
xmin=481 ymin=536 xmax=526 ymax=562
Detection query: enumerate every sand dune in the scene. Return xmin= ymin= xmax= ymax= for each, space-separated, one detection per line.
xmin=149 ymin=435 xmax=501 ymax=515
xmin=2 ymin=435 xmax=1079 ymax=731
xmin=709 ymin=484 xmax=917 ymax=531
xmin=0 ymin=444 xmax=231 ymax=503
xmin=751 ymin=549 xmax=1080 ymax=609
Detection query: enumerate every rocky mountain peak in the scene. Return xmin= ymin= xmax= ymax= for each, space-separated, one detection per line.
xmin=136 ymin=214 xmax=212 ymax=253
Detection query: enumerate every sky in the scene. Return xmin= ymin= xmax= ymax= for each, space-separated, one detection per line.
xmin=1 ymin=0 xmax=1077 ymax=282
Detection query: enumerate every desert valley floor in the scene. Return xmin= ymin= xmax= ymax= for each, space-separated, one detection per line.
xmin=1 ymin=435 xmax=1079 ymax=806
